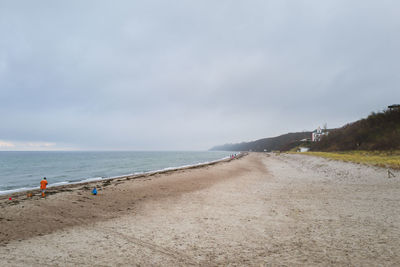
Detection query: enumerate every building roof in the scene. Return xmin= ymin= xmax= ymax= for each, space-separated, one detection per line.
xmin=388 ymin=104 xmax=400 ymax=109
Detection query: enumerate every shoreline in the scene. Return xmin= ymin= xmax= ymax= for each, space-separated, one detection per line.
xmin=1 ymin=152 xmax=400 ymax=265
xmin=0 ymin=152 xmax=248 ymax=245
xmin=0 ymin=153 xmax=244 ymax=200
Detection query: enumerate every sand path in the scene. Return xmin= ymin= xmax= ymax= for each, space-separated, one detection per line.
xmin=1 ymin=153 xmax=400 ymax=266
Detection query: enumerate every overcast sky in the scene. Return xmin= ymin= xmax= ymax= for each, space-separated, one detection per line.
xmin=0 ymin=1 xmax=399 ymax=151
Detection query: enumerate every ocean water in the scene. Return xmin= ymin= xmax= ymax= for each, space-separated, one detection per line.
xmin=0 ymin=151 xmax=232 ymax=195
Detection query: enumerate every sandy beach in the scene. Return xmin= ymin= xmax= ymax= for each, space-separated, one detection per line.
xmin=1 ymin=152 xmax=399 ymax=266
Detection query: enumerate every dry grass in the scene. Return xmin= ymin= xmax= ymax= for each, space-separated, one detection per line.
xmin=300 ymin=151 xmax=400 ymax=170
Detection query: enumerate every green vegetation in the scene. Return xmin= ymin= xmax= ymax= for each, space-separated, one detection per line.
xmin=302 ymin=150 xmax=400 ymax=169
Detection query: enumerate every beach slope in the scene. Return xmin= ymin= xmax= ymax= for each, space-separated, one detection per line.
xmin=1 ymin=153 xmax=400 ymax=266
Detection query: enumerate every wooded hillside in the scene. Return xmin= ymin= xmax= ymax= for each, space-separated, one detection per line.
xmin=210 ymin=132 xmax=311 ymax=152
xmin=311 ymin=108 xmax=400 ymax=151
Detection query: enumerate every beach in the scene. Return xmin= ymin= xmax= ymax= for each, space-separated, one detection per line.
xmin=1 ymin=152 xmax=400 ymax=266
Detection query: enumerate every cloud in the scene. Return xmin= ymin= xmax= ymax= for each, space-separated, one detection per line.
xmin=0 ymin=140 xmax=62 ymax=151
xmin=0 ymin=1 xmax=399 ymax=150
xmin=26 ymin=142 xmax=56 ymax=148
xmin=0 ymin=141 xmax=15 ymax=148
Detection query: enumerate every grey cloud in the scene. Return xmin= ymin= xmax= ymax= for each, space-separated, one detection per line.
xmin=1 ymin=0 xmax=399 ymax=150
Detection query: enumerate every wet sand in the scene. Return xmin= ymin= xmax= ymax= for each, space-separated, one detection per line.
xmin=1 ymin=153 xmax=400 ymax=266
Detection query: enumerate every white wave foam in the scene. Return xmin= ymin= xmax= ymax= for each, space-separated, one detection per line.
xmin=0 ymin=186 xmax=39 ymax=195
xmin=78 ymin=177 xmax=103 ymax=183
xmin=0 ymin=155 xmax=230 ymax=196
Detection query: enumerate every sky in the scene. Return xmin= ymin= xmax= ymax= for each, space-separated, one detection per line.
xmin=1 ymin=0 xmax=399 ymax=151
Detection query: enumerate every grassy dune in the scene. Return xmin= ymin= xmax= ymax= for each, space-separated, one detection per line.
xmin=301 ymin=151 xmax=400 ymax=170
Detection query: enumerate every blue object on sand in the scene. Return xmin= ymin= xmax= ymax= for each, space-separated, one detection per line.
xmin=92 ymin=187 xmax=97 ymax=195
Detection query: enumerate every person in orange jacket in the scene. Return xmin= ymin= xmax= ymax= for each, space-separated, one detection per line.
xmin=40 ymin=177 xmax=48 ymax=197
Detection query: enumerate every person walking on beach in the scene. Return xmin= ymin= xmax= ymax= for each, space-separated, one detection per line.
xmin=40 ymin=177 xmax=48 ymax=197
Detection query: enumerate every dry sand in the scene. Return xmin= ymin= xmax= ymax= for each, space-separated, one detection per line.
xmin=0 ymin=152 xmax=399 ymax=266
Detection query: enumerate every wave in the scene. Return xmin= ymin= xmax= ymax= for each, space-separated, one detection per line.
xmin=0 ymin=154 xmax=234 ymax=196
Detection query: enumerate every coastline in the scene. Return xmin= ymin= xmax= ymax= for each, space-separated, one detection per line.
xmin=1 ymin=152 xmax=399 ymax=266
xmin=0 ymin=152 xmax=246 ymax=245
xmin=0 ymin=153 xmax=243 ymax=199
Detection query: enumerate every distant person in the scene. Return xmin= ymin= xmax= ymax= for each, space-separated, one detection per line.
xmin=40 ymin=177 xmax=48 ymax=197
xmin=92 ymin=187 xmax=97 ymax=195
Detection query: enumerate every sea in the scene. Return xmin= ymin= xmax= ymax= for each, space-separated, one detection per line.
xmin=0 ymin=151 xmax=232 ymax=195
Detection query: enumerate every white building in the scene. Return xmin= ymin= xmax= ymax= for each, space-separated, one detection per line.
xmin=298 ymin=147 xmax=310 ymax=152
xmin=312 ymin=126 xmax=328 ymax=142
